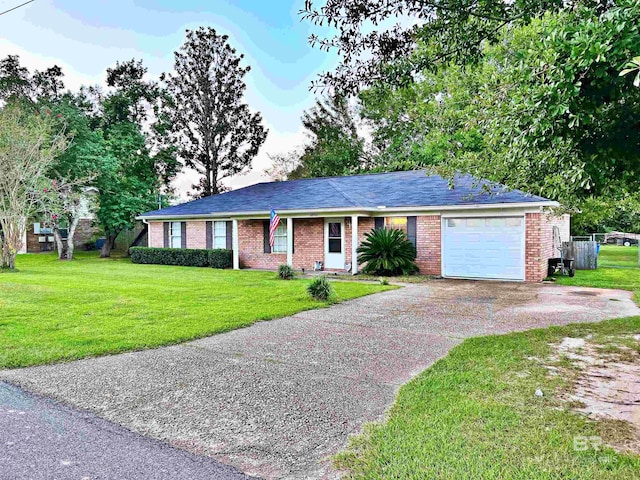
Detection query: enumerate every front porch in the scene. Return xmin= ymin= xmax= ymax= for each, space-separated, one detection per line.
xmin=234 ymin=215 xmax=375 ymax=274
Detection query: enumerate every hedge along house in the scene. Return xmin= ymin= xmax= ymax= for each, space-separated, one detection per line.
xmin=138 ymin=170 xmax=569 ymax=282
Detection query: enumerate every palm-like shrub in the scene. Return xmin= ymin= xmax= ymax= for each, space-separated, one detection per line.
xmin=357 ymin=228 xmax=418 ymax=276
xmin=307 ymin=276 xmax=334 ymax=301
xmin=278 ymin=264 xmax=295 ymax=280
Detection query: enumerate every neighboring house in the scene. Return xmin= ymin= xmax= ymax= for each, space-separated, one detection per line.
xmin=21 ymin=189 xmax=100 ymax=254
xmin=138 ymin=170 xmax=569 ymax=282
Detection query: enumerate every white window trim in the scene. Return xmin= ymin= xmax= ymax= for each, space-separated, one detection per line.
xmin=213 ymin=221 xmax=227 ymax=249
xmin=170 ymin=221 xmax=181 ymax=249
xmin=272 ymin=223 xmax=287 ymax=254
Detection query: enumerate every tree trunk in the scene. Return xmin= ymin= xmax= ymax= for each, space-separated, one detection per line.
xmin=65 ymin=215 xmax=81 ymax=260
xmin=100 ymin=233 xmax=118 ymax=258
xmin=0 ymin=218 xmax=22 ymax=270
xmin=53 ymin=229 xmax=65 ymax=260
xmin=1 ymin=244 xmax=15 ymax=269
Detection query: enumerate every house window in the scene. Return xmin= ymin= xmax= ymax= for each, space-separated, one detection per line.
xmin=213 ymin=221 xmax=227 ymax=249
xmin=272 ymin=223 xmax=287 ymax=253
xmin=170 ymin=221 xmax=181 ymax=248
xmin=384 ymin=217 xmax=407 ymax=233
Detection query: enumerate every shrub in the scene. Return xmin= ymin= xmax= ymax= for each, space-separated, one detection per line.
xmin=209 ymin=249 xmax=233 ymax=269
xmin=379 ymin=277 xmax=389 ymax=286
xmin=357 ymin=228 xmax=418 ymax=276
xmin=307 ymin=276 xmax=334 ymax=301
xmin=278 ymin=264 xmax=295 ymax=280
xmin=129 ymin=247 xmax=232 ymax=269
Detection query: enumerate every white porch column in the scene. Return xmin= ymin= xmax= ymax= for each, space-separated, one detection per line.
xmin=232 ymin=219 xmax=239 ymax=270
xmin=351 ymin=215 xmax=359 ymax=275
xmin=286 ymin=217 xmax=293 ymax=267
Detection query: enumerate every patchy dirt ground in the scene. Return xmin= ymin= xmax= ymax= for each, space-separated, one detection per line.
xmin=550 ymin=335 xmax=640 ymax=454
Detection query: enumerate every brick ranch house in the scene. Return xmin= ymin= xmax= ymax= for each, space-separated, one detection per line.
xmin=138 ymin=170 xmax=569 ymax=282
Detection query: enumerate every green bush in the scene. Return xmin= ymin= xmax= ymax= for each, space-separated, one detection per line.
xmin=278 ymin=264 xmax=295 ymax=280
xmin=208 ymin=249 xmax=233 ymax=269
xmin=307 ymin=276 xmax=334 ymax=301
xmin=130 ymin=247 xmax=232 ymax=269
xmin=357 ymin=228 xmax=418 ymax=276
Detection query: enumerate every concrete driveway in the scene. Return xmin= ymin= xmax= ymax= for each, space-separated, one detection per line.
xmin=2 ymin=281 xmax=638 ymax=479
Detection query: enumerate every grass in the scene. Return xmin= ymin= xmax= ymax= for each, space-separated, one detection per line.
xmin=336 ymin=244 xmax=640 ymax=479
xmin=556 ymin=245 xmax=640 ymax=302
xmin=0 ymin=252 xmax=394 ymax=369
xmin=335 ymin=318 xmax=640 ymax=479
xmin=596 ymin=245 xmax=639 ymax=268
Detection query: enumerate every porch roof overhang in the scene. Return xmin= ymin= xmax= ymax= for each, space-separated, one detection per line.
xmin=136 ymin=201 xmax=558 ymax=222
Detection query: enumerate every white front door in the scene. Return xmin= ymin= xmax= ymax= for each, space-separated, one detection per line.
xmin=442 ymin=216 xmax=525 ymax=281
xmin=324 ymin=218 xmax=345 ymax=269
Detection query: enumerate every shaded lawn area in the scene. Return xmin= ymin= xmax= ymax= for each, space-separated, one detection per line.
xmin=556 ymin=245 xmax=640 ymax=302
xmin=337 ymin=245 xmax=640 ymax=479
xmin=336 ymin=317 xmax=640 ymax=479
xmin=0 ymin=252 xmax=394 ymax=369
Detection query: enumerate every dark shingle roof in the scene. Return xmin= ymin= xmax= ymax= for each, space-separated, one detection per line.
xmin=140 ymin=170 xmax=553 ymax=218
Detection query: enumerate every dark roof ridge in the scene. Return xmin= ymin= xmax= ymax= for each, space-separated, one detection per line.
xmin=326 ymin=177 xmax=365 ymax=208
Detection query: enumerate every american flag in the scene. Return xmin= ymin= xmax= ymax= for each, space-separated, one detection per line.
xmin=269 ymin=209 xmax=280 ymax=248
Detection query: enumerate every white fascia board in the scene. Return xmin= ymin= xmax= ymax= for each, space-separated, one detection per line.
xmin=135 ymin=201 xmax=558 ymax=221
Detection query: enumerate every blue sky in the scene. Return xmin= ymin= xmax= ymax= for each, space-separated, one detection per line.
xmin=0 ymin=0 xmax=338 ymax=196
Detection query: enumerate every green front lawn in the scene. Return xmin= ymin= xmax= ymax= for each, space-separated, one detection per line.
xmin=0 ymin=253 xmax=393 ymax=369
xmin=336 ymin=244 xmax=640 ymax=479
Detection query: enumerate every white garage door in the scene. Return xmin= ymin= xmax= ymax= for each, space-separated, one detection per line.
xmin=443 ymin=217 xmax=525 ymax=281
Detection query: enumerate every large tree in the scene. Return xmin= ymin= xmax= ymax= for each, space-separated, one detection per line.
xmin=301 ymin=0 xmax=589 ymax=93
xmin=0 ymin=103 xmax=67 ymax=269
xmin=0 ymin=54 xmax=65 ymax=103
xmin=93 ymin=59 xmax=179 ymax=257
xmin=264 ymin=95 xmax=365 ymax=181
xmin=298 ymin=95 xmax=365 ymax=178
xmin=0 ymin=56 xmax=102 ymax=260
xmin=358 ymin=2 xmax=640 ymax=232
xmin=163 ymin=27 xmax=267 ymax=198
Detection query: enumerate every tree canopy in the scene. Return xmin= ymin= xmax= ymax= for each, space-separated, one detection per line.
xmin=163 ymin=27 xmax=267 ymax=197
xmin=356 ymin=1 xmax=640 ymax=233
xmin=301 ymin=0 xmax=612 ymax=92
xmin=93 ymin=59 xmax=179 ymax=256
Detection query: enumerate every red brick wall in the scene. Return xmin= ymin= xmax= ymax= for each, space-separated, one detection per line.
xmin=344 ymin=217 xmax=375 ymax=268
xmin=147 ymin=215 xmax=445 ymax=275
xmin=186 ymin=221 xmax=207 ymax=249
xmin=237 ymin=217 xmax=377 ymax=271
xmin=293 ymin=218 xmax=324 ymax=270
xmin=148 ymin=221 xmax=164 ymax=248
xmin=238 ymin=219 xmax=285 ymax=269
xmin=415 ymin=215 xmax=441 ymax=275
xmin=25 ymin=219 xmax=99 ymax=253
xmin=525 ymin=212 xmax=570 ymax=282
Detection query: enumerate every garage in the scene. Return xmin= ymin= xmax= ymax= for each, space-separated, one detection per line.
xmin=442 ymin=216 xmax=525 ymax=281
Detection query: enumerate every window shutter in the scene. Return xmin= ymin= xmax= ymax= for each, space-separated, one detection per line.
xmin=263 ymin=220 xmax=271 ymax=253
xmin=226 ymin=221 xmax=233 ymax=250
xmin=206 ymin=221 xmax=213 ymax=249
xmin=163 ymin=222 xmax=169 ymax=248
xmin=374 ymin=217 xmax=384 ymax=230
xmin=407 ymin=216 xmax=417 ymax=253
xmin=181 ymin=222 xmax=187 ymax=249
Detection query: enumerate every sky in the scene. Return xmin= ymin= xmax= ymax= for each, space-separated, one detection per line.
xmin=0 ymin=0 xmax=338 ymax=199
